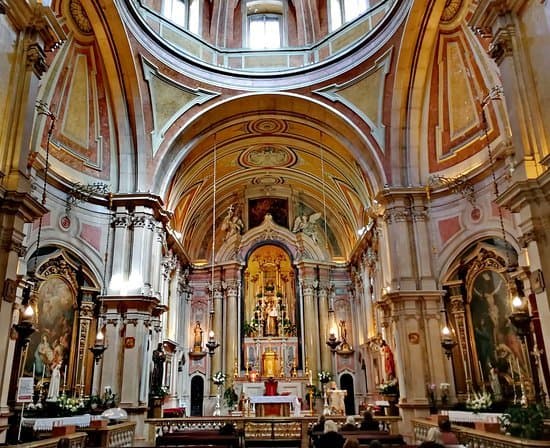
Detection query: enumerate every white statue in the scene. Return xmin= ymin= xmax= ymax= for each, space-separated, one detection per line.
xmin=47 ymin=361 xmax=61 ymax=401
xmin=221 ymin=205 xmax=244 ymax=240
xmin=292 ymin=212 xmax=322 ymax=243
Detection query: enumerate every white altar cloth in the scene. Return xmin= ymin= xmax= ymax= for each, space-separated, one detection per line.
xmin=22 ymin=414 xmax=92 ymax=431
xmin=441 ymin=410 xmax=502 ymax=423
xmin=249 ymin=395 xmax=297 ymax=404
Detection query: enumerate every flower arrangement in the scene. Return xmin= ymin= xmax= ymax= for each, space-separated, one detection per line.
xmin=243 ymin=319 xmax=260 ymax=336
xmin=318 ymin=370 xmax=332 ymax=383
xmin=212 ymin=371 xmax=226 ymax=385
xmin=466 ymin=390 xmax=493 ymax=412
xmin=150 ymin=385 xmax=169 ymax=399
xmin=378 ymin=378 xmax=399 ymax=395
xmin=54 ymin=393 xmax=87 ymax=416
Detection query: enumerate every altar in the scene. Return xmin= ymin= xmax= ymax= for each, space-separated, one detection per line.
xmin=249 ymin=395 xmax=300 ymax=417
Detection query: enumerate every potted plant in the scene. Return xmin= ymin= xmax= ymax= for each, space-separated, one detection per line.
xmin=499 ymin=404 xmax=549 ymax=440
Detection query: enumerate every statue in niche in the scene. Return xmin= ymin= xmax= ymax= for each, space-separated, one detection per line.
xmin=221 ymin=205 xmax=244 ymax=240
xmin=151 ymin=343 xmax=166 ymax=393
xmin=193 ymin=321 xmax=203 ymax=352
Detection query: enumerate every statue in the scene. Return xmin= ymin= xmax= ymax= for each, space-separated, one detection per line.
xmin=265 ymin=301 xmax=278 ymax=336
xmin=381 ymin=340 xmax=396 ymax=379
xmin=292 ymin=212 xmax=322 ymax=243
xmin=193 ymin=321 xmax=203 ymax=352
xmin=47 ymin=361 xmax=61 ymax=401
xmin=221 ymin=205 xmax=244 ymax=240
xmin=151 ymin=343 xmax=166 ymax=392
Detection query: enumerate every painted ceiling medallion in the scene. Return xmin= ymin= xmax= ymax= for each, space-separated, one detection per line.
xmin=441 ymin=0 xmax=462 ymax=22
xmin=240 ymin=145 xmax=297 ymax=168
xmin=69 ymin=0 xmax=93 ymax=34
xmin=248 ymin=118 xmax=287 ymax=134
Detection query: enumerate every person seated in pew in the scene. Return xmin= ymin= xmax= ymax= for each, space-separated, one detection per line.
xmin=317 ymin=419 xmax=345 ymax=448
xmin=360 ymin=410 xmax=380 ymax=431
xmin=341 ymin=415 xmax=358 ymax=431
xmin=310 ymin=415 xmax=326 ymax=433
xmin=343 ymin=438 xmax=360 ymax=448
xmin=438 ymin=418 xmax=459 ymax=446
xmin=419 ymin=442 xmax=445 ymax=448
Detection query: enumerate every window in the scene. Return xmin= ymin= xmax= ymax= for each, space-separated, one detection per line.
xmin=246 ymin=1 xmax=284 ymax=49
xmin=162 ymin=0 xmax=200 ymax=35
xmin=329 ymin=0 xmax=369 ymax=31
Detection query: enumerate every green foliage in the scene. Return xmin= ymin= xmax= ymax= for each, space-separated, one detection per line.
xmin=223 ymin=386 xmax=238 ymax=408
xmin=499 ymin=403 xmax=549 ymax=440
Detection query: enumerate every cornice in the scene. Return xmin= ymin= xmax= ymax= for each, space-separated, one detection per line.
xmin=0 ymin=189 xmax=48 ymax=222
xmin=3 ymin=0 xmax=65 ymax=52
xmin=495 ymin=178 xmax=549 ymax=212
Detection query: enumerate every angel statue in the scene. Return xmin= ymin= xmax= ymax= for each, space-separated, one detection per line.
xmin=292 ymin=212 xmax=322 ymax=243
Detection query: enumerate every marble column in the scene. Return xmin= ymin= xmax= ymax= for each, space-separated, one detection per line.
xmin=224 ymin=282 xmax=239 ymax=379
xmin=0 ymin=2 xmax=62 ymax=436
xmin=210 ymin=288 xmax=223 ymax=395
xmin=302 ymin=282 xmax=320 ymax=377
xmin=318 ymin=286 xmax=331 ymax=372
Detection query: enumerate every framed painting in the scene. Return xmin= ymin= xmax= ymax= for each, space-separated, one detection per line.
xmin=248 ymin=198 xmax=289 ymax=229
xmin=25 ymin=276 xmax=77 ymax=386
xmin=469 ymin=269 xmax=526 ymax=384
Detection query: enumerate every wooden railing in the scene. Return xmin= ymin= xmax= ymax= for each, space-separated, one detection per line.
xmin=412 ymin=418 xmax=550 ymax=448
xmin=6 ymin=431 xmax=87 ymax=448
xmin=84 ymin=421 xmax=136 ymax=447
xmin=145 ymin=415 xmax=402 ymax=448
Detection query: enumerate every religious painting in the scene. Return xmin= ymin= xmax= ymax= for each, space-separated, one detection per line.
xmin=248 ymin=197 xmax=288 ymax=229
xmin=25 ymin=276 xmax=76 ymax=385
xmin=470 ymin=269 xmax=525 ymax=393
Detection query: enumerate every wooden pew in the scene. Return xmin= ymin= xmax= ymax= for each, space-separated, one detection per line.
xmin=155 ymin=430 xmax=240 ymax=448
xmin=310 ymin=431 xmax=405 ymax=448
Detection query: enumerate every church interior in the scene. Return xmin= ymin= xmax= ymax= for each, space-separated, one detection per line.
xmin=1 ymin=0 xmax=550 ymax=446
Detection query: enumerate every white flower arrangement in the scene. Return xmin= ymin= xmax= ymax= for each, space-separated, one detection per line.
xmin=466 ymin=390 xmax=492 ymax=412
xmin=317 ymin=370 xmax=332 ymax=383
xmin=212 ymin=371 xmax=226 ymax=385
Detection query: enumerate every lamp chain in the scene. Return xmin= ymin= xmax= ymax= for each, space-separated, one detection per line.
xmin=480 ymin=87 xmax=511 ymax=267
xmin=32 ymin=101 xmax=57 ymax=276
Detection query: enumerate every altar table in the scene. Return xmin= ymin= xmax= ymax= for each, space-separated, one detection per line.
xmin=249 ymin=395 xmax=299 ymax=417
xmin=21 ymin=414 xmax=92 ymax=431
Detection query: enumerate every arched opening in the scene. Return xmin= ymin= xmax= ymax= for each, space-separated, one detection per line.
xmin=190 ymin=376 xmax=205 ymax=416
xmin=340 ymin=373 xmax=355 ymax=415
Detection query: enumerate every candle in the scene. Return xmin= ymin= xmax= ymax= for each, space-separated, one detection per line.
xmin=478 ymin=361 xmax=484 ymax=382
xmin=32 ymin=363 xmax=35 ymax=380
xmin=41 ymin=366 xmax=45 ymax=382
xmin=517 ymin=358 xmax=521 ymax=378
xmin=64 ymin=365 xmax=67 ymax=387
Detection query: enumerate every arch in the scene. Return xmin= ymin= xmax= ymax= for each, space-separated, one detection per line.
xmin=190 ymin=375 xmax=205 ymax=416
xmin=158 ymin=93 xmax=384 ymax=262
xmin=339 ymin=372 xmax=355 ymax=416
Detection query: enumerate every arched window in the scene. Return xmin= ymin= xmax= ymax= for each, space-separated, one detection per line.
xmin=329 ymin=0 xmax=369 ymax=31
xmin=246 ymin=0 xmax=284 ymax=49
xmin=162 ymin=0 xmax=200 ymax=34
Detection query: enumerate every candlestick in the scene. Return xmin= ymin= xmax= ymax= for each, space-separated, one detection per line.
xmin=478 ymin=360 xmax=484 ymax=383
